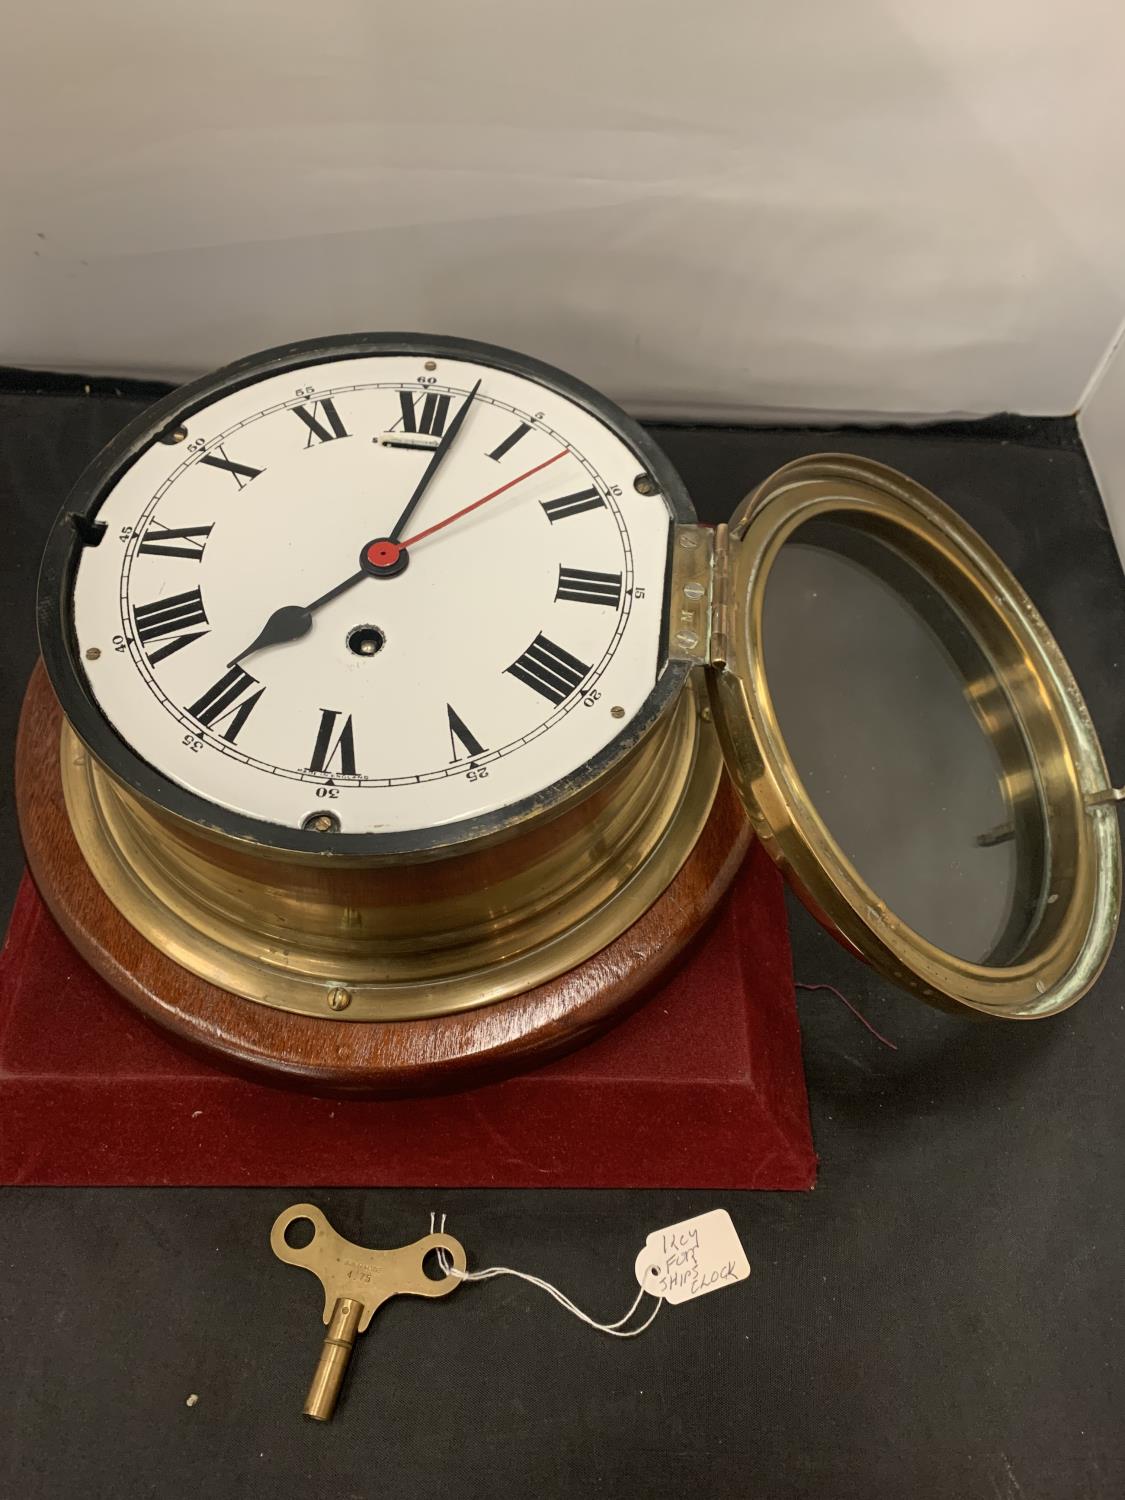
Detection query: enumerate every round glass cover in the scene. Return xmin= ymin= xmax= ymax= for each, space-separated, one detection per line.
xmin=709 ymin=454 xmax=1120 ymax=1018
xmin=762 ymin=519 xmax=1042 ymax=965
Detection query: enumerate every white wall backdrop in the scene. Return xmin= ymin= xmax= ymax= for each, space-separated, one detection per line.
xmin=1079 ymin=324 xmax=1125 ymax=565
xmin=1 ymin=0 xmax=1124 ymax=419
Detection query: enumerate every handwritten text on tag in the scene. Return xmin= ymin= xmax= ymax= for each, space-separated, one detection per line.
xmin=634 ymin=1208 xmax=750 ymax=1306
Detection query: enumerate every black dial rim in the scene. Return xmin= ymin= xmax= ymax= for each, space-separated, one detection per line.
xmin=37 ymin=331 xmax=698 ymax=859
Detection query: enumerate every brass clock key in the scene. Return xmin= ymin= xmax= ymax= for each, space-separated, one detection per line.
xmin=270 ymin=1203 xmax=466 ymax=1421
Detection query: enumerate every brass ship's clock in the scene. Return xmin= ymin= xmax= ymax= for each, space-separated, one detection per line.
xmin=17 ymin=333 xmax=1121 ymax=1091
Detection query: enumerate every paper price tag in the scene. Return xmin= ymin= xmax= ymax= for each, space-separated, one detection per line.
xmin=634 ymin=1209 xmax=750 ymax=1305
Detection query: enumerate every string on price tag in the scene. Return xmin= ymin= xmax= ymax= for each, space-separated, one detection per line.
xmin=431 ymin=1208 xmax=750 ymax=1340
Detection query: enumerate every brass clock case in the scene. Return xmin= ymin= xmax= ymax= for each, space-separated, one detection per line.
xmin=57 ymin=674 xmax=723 ymax=1021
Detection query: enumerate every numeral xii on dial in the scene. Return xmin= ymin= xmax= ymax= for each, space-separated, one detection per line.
xmin=399 ymin=390 xmax=450 ymax=437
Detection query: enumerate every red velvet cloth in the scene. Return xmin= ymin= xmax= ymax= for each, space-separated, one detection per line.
xmin=0 ymin=842 xmax=815 ymax=1188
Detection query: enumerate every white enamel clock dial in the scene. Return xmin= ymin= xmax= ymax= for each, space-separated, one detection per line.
xmin=69 ymin=347 xmax=677 ymax=839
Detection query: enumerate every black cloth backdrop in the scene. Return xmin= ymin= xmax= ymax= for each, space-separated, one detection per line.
xmin=1 ymin=382 xmax=1123 ymax=1498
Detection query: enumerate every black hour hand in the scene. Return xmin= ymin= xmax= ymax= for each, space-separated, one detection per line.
xmin=227 ymin=567 xmax=369 ymax=667
xmin=228 ymin=604 xmax=311 ymax=667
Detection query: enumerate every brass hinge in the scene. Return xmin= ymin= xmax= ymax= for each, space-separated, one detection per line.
xmin=667 ymin=524 xmax=731 ymax=667
xmin=711 ymin=523 xmax=731 ymax=667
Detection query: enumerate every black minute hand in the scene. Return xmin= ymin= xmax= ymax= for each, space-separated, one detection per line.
xmin=387 ymin=378 xmax=480 ymax=542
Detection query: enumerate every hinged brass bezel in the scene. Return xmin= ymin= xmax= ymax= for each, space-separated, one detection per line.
xmin=706 ymin=453 xmax=1121 ymax=1019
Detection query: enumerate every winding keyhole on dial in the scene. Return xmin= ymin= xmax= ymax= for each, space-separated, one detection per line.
xmin=347 ymin=625 xmax=385 ymax=657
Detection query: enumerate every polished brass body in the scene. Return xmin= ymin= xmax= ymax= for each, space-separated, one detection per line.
xmin=710 ymin=454 xmax=1121 ymax=1018
xmin=60 ymin=677 xmax=722 ymax=1020
xmin=270 ymin=1204 xmax=466 ymax=1422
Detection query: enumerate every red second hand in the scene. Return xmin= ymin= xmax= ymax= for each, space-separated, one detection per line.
xmin=399 ymin=449 xmax=569 ymax=549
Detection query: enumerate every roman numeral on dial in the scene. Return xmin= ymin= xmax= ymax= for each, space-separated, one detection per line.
xmin=137 ymin=521 xmax=214 ymax=560
xmin=541 ymin=488 xmax=604 ymax=523
xmin=399 ymin=390 xmax=451 ymax=437
xmin=198 ymin=447 xmax=263 ymax=489
xmin=188 ymin=666 xmax=264 ymax=743
xmin=292 ymin=398 xmax=349 ymax=445
xmin=309 ymin=709 xmax=357 ymax=775
xmin=487 ymin=422 xmax=530 ymax=462
xmin=505 ymin=634 xmax=591 ymax=705
xmin=447 ymin=704 xmax=485 ymax=761
xmin=133 ymin=588 xmax=210 ymax=663
xmin=555 ymin=566 xmax=623 ymax=607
